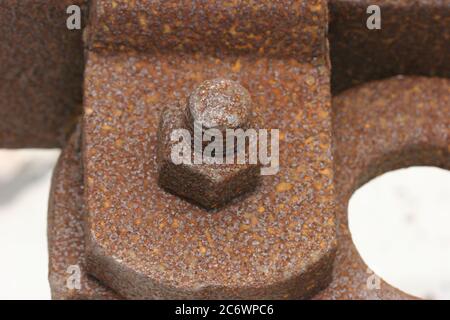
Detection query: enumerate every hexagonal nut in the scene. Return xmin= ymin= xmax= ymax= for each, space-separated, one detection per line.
xmin=157 ymin=103 xmax=260 ymax=209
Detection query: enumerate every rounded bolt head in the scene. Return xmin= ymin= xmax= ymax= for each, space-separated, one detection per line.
xmin=187 ymin=78 xmax=252 ymax=133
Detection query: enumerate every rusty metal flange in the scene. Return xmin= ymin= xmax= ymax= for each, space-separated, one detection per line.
xmin=49 ymin=76 xmax=450 ymax=299
xmin=39 ymin=0 xmax=450 ymax=300
xmin=81 ymin=0 xmax=336 ymax=299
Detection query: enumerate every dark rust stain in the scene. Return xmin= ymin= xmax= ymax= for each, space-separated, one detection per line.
xmin=329 ymin=0 xmax=450 ymax=93
xmin=0 ymin=1 xmax=87 ymax=147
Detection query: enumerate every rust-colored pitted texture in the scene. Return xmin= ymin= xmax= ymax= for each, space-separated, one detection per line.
xmin=0 ymin=1 xmax=86 ymax=147
xmin=82 ymin=55 xmax=335 ymax=300
xmin=48 ymin=76 xmax=448 ymax=299
xmin=87 ymin=0 xmax=327 ymax=61
xmin=187 ymin=78 xmax=253 ymax=133
xmin=316 ymin=76 xmax=449 ymax=299
xmin=48 ymin=127 xmax=120 ymax=300
xmin=82 ymin=0 xmax=336 ymax=299
xmin=329 ymin=0 xmax=450 ymax=93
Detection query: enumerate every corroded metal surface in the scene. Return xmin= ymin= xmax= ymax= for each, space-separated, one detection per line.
xmin=0 ymin=1 xmax=87 ymax=147
xmin=81 ymin=51 xmax=336 ymax=300
xmin=1 ymin=0 xmax=447 ymax=145
xmin=87 ymin=0 xmax=327 ymax=60
xmin=186 ymin=79 xmax=253 ymax=134
xmin=317 ymin=76 xmax=449 ymax=299
xmin=329 ymin=0 xmax=450 ymax=93
xmin=1 ymin=0 xmax=440 ymax=300
xmin=81 ymin=0 xmax=336 ymax=299
xmin=48 ymin=126 xmax=119 ymax=300
xmin=49 ymin=76 xmax=449 ymax=299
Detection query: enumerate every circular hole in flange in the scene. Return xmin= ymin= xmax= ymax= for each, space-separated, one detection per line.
xmin=348 ymin=166 xmax=450 ymax=299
